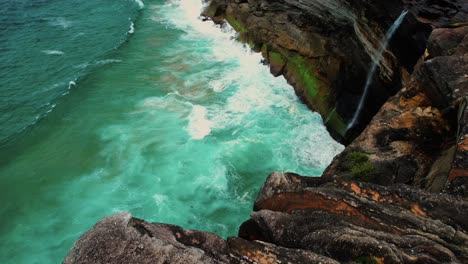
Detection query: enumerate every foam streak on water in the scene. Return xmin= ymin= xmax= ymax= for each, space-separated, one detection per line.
xmin=41 ymin=50 xmax=65 ymax=55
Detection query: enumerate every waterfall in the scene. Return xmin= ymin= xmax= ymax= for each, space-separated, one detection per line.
xmin=346 ymin=10 xmax=408 ymax=131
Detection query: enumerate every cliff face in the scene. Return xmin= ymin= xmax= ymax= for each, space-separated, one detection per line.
xmin=64 ymin=0 xmax=467 ymax=263
xmin=324 ymin=24 xmax=468 ymax=195
xmin=203 ymin=0 xmax=437 ymax=142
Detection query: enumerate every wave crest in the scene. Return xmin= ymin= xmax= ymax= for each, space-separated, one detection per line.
xmin=42 ymin=50 xmax=65 ymax=55
xmin=187 ymin=105 xmax=213 ymax=140
xmin=133 ymin=0 xmax=144 ymax=9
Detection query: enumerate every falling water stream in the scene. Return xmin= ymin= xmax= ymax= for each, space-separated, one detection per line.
xmin=347 ymin=10 xmax=408 ymax=130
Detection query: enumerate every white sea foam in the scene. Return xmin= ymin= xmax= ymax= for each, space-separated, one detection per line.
xmin=292 ymin=123 xmax=345 ymax=168
xmin=139 ymin=93 xmax=190 ymax=114
xmin=187 ymin=105 xmax=213 ymax=140
xmin=46 ymin=104 xmax=56 ymax=114
xmin=49 ymin=17 xmax=72 ymax=29
xmin=153 ymin=194 xmax=168 ymax=206
xmin=60 ymin=81 xmax=77 ymax=96
xmin=134 ymin=0 xmax=145 ymax=9
xmin=96 ymin=59 xmax=122 ymax=65
xmin=74 ymin=63 xmax=89 ymax=69
xmin=42 ymin=50 xmax=65 ymax=55
xmin=208 ymin=80 xmax=225 ymax=92
xmin=160 ymin=0 xmax=344 ymax=172
xmin=128 ymin=22 xmax=135 ymax=34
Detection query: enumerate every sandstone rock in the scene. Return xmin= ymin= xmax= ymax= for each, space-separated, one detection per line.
xmin=323 ymin=24 xmax=468 ymax=193
xmin=63 ymin=212 xmax=339 ymax=264
xmin=404 ymin=0 xmax=468 ymax=26
xmin=203 ymin=0 xmax=433 ymax=142
xmin=446 ymin=97 xmax=468 ymax=196
xmin=420 ymin=25 xmax=468 ymax=110
xmin=63 ymin=212 xmax=244 ymax=264
xmin=241 ymin=172 xmax=468 ymax=263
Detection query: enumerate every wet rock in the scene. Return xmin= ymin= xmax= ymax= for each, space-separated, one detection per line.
xmin=63 ymin=212 xmax=338 ymax=264
xmin=203 ymin=0 xmax=432 ymax=142
xmin=323 ymin=24 xmax=468 ymax=192
xmin=241 ymin=172 xmax=468 ymax=263
xmin=63 ymin=213 xmax=244 ymax=264
xmin=404 ymin=0 xmax=468 ymax=26
xmin=419 ymin=25 xmax=468 ymax=110
xmin=227 ymin=238 xmax=339 ymax=264
xmin=446 ymin=97 xmax=468 ymax=196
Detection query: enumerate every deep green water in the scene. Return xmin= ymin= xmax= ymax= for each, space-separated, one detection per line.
xmin=0 ymin=0 xmax=344 ymax=263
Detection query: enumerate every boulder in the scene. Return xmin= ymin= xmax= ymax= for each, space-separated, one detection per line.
xmin=63 ymin=212 xmax=338 ymax=264
xmin=240 ymin=172 xmax=468 ymax=263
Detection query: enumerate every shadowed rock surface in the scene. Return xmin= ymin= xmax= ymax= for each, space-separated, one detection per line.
xmin=202 ymin=0 xmax=467 ymax=142
xmin=203 ymin=0 xmax=467 ymax=142
xmin=323 ymin=24 xmax=468 ymax=195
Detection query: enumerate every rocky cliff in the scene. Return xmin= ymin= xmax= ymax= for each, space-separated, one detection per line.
xmin=64 ymin=0 xmax=467 ymax=263
xmin=204 ymin=0 xmax=466 ymax=143
xmin=203 ymin=0 xmax=431 ymax=142
xmin=323 ymin=24 xmax=468 ymax=195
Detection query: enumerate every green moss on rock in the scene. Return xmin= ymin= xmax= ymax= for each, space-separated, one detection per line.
xmin=324 ymin=108 xmax=347 ymax=137
xmin=285 ymin=54 xmax=346 ymax=138
xmin=220 ymin=16 xmax=347 ymax=140
xmin=343 ymin=151 xmax=375 ymax=181
xmin=354 ymin=256 xmax=381 ymax=264
xmin=225 ymin=14 xmax=248 ymax=34
xmin=202 ymin=4 xmax=218 ymax=18
xmin=287 ymin=55 xmax=320 ymax=98
xmin=269 ymin=51 xmax=285 ymax=65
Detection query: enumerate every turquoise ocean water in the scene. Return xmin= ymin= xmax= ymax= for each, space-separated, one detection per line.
xmin=0 ymin=0 xmax=344 ymax=262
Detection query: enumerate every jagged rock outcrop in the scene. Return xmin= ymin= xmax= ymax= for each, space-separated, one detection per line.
xmin=240 ymin=172 xmax=468 ymax=263
xmin=202 ymin=0 xmax=463 ymax=141
xmin=64 ymin=212 xmax=338 ymax=264
xmin=448 ymin=97 xmax=468 ymax=195
xmin=202 ymin=0 xmax=467 ymax=142
xmin=323 ymin=24 xmax=468 ymax=195
xmin=405 ymin=0 xmax=468 ymax=26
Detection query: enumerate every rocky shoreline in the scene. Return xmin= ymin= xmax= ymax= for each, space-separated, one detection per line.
xmin=64 ymin=0 xmax=467 ymax=263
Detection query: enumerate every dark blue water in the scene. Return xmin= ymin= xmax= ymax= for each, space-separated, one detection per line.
xmin=0 ymin=0 xmax=140 ymax=145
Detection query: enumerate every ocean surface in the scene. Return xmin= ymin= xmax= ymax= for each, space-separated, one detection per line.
xmin=0 ymin=0 xmax=344 ymax=262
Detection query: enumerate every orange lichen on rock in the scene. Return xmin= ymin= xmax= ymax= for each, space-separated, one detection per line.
xmin=348 ymin=182 xmax=362 ymax=195
xmin=260 ymin=192 xmax=375 ymax=225
xmin=448 ymin=168 xmax=468 ymax=181
xmin=410 ymin=204 xmax=428 ymax=217
xmin=341 ymin=181 xmax=400 ymax=204
xmin=239 ymin=250 xmax=277 ymax=264
xmin=399 ymin=91 xmax=431 ymax=108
